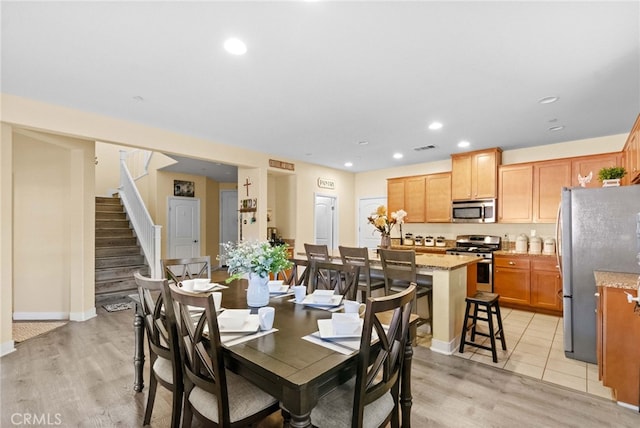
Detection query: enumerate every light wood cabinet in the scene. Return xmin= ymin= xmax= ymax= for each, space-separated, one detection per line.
xmin=623 ymin=114 xmax=640 ymax=185
xmin=530 ymin=258 xmax=562 ymax=311
xmin=498 ymin=164 xmax=533 ymax=223
xmin=387 ymin=176 xmax=425 ymax=223
xmin=533 ymin=159 xmax=572 ymax=223
xmin=571 ymin=152 xmax=622 ymax=188
xmin=493 ymin=255 xmax=531 ymax=305
xmin=598 ymin=286 xmax=640 ymax=406
xmin=493 ymin=254 xmax=562 ymax=315
xmin=451 ymin=148 xmax=502 ymax=200
xmin=387 ymin=178 xmax=405 ymax=217
xmin=425 ymin=173 xmax=451 ymax=222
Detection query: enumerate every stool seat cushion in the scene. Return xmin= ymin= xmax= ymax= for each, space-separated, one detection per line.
xmin=466 ymin=291 xmax=499 ymax=304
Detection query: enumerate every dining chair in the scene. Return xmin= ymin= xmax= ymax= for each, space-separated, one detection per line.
xmin=133 ymin=272 xmax=183 ymax=428
xmin=311 ymin=284 xmax=416 ymax=427
xmin=304 ymin=243 xmax=330 ymax=261
xmin=307 ymin=260 xmax=360 ymax=301
xmin=275 ymin=257 xmax=310 ymax=286
xmin=379 ymin=248 xmax=432 ymax=328
xmin=167 ymin=283 xmax=280 ymax=427
xmin=338 ymin=245 xmax=386 ymax=302
xmin=162 ymin=256 xmax=211 ymax=284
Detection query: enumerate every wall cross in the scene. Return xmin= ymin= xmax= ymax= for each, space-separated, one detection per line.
xmin=243 ymin=177 xmax=252 ymax=197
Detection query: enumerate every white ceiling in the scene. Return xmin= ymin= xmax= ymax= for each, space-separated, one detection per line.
xmin=2 ymin=1 xmax=639 ymax=182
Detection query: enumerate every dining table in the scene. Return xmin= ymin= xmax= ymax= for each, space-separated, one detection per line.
xmin=130 ymin=278 xmax=419 ymax=427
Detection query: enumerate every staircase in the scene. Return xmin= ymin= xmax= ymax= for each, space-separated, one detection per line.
xmin=95 ymin=196 xmax=149 ymax=296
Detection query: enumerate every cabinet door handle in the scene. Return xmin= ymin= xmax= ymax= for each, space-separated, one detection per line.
xmin=508 ymin=261 xmax=515 ymax=265
xmin=594 ymin=292 xmax=600 ymax=297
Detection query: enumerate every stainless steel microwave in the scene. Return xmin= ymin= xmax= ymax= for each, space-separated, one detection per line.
xmin=451 ymin=199 xmax=496 ymax=223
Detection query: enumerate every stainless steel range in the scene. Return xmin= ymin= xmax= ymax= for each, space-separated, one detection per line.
xmin=446 ymin=235 xmax=501 ymax=292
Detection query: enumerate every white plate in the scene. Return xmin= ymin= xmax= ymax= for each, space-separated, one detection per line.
xmin=302 ymin=294 xmax=343 ymax=308
xmin=269 ymin=285 xmax=290 ymax=294
xmin=192 ymin=282 xmax=219 ymax=292
xmin=317 ymin=319 xmax=363 ymax=339
xmin=218 ymin=314 xmax=260 ymax=334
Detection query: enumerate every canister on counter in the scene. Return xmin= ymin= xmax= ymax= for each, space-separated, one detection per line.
xmin=529 ymin=236 xmax=542 ymax=254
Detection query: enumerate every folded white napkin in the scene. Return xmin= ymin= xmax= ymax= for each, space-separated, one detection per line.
xmin=332 ymin=313 xmax=361 ymax=336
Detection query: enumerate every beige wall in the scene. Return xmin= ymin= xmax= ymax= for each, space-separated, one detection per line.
xmin=1 ymin=124 xmax=14 ymax=355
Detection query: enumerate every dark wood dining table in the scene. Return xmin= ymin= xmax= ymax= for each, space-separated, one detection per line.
xmin=131 ymin=278 xmax=417 ymax=427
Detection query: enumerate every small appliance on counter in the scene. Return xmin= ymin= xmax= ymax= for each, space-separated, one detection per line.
xmin=543 ymin=237 xmax=556 ymax=255
xmin=515 ymin=234 xmax=528 ymax=253
xmin=529 ymin=236 xmax=542 ymax=254
xmin=424 ymin=236 xmax=435 ymax=246
xmin=414 ymin=235 xmax=424 ymax=246
xmin=435 ymin=236 xmax=447 ymax=247
xmin=404 ymin=233 xmax=414 ymax=246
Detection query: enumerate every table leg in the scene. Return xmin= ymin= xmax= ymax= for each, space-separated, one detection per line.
xmin=133 ymin=302 xmax=145 ymax=392
xmin=401 ymin=336 xmax=413 ymax=427
xmin=288 ymin=412 xmax=314 ymax=428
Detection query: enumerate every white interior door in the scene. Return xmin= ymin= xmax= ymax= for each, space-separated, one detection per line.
xmin=314 ymin=194 xmax=337 ymax=250
xmin=219 ymin=190 xmax=238 ymax=266
xmin=359 ymin=197 xmax=387 ymax=249
xmin=168 ymin=197 xmax=201 ymax=258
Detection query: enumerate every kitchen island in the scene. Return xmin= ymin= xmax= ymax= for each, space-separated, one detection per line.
xmin=296 ymin=250 xmax=480 ymax=355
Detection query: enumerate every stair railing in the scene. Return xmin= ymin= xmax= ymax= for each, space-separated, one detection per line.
xmin=118 ymin=151 xmax=162 ymax=278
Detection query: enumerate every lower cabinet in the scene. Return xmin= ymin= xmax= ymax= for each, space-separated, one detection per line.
xmin=493 ymin=254 xmax=562 ymax=315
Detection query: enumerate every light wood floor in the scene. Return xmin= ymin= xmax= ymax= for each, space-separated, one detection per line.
xmin=2 ymin=298 xmax=638 ymax=427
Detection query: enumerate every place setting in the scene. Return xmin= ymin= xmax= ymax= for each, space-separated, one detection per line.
xmin=180 ymin=278 xmax=229 ymax=294
xmin=290 ymin=287 xmax=345 ymax=312
xmin=267 ymin=279 xmax=293 ymax=299
xmin=215 ymin=306 xmax=278 ymax=347
xmin=302 ymin=299 xmax=369 ymax=355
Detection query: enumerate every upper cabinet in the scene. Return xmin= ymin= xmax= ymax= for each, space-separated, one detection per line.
xmin=571 ymin=152 xmax=622 ymax=188
xmin=451 ymin=148 xmax=502 ymax=200
xmin=425 ymin=173 xmax=452 ymax=222
xmin=387 ymin=175 xmax=425 ymax=223
xmin=623 ymin=114 xmax=640 ymax=185
xmin=533 ymin=159 xmax=572 ymax=222
xmin=498 ymin=164 xmax=533 ymax=223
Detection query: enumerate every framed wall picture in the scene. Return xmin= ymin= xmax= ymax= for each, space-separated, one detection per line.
xmin=174 ymin=180 xmax=195 ymax=197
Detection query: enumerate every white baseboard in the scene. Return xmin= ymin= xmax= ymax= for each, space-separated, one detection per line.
xmin=617 ymin=401 xmax=639 ymax=412
xmin=70 ymin=307 xmax=96 ymax=321
xmin=13 ymin=312 xmax=68 ymax=321
xmin=430 ymin=337 xmax=458 ymax=355
xmin=1 ymin=340 xmax=16 ymax=357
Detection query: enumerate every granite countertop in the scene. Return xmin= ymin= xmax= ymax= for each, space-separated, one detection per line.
xmin=594 ymin=271 xmax=640 ymax=290
xmin=493 ymin=250 xmax=557 ymax=258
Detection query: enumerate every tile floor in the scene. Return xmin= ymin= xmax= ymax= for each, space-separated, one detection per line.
xmin=455 ymin=308 xmax=613 ymax=400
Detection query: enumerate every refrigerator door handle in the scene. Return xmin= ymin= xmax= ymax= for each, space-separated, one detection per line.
xmin=555 ymin=201 xmax=562 ymax=276
xmin=563 ymin=296 xmax=573 ymax=353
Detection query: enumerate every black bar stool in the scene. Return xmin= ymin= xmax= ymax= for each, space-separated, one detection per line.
xmin=459 ymin=291 xmax=507 ymax=363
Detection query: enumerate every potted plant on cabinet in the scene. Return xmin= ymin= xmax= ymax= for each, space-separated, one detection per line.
xmin=598 ymin=166 xmax=627 ymax=187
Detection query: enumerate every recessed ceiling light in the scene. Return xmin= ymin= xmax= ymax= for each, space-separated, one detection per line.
xmin=428 ymin=121 xmax=443 ymax=130
xmin=393 ymin=153 xmax=403 ymax=160
xmin=549 ymin=125 xmax=565 ymax=131
xmin=539 ymin=96 xmax=559 ymax=104
xmin=357 ymin=141 xmax=369 ymax=146
xmin=344 ymin=162 xmax=353 ymax=167
xmin=132 ymin=95 xmax=144 ymax=102
xmin=458 ymin=140 xmax=470 ymax=148
xmin=224 ymin=38 xmax=247 ymax=55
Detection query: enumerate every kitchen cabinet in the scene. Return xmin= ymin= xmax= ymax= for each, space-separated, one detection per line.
xmin=623 ymin=114 xmax=640 ymax=185
xmin=387 ymin=177 xmax=405 ymax=217
xmin=387 ymin=176 xmax=425 ymax=223
xmin=451 ymin=148 xmax=502 ymax=200
xmin=493 ymin=255 xmax=531 ymax=305
xmin=493 ymin=253 xmax=563 ymax=315
xmin=425 ymin=173 xmax=451 ymax=222
xmin=571 ymin=152 xmax=622 ymax=188
xmin=498 ymin=164 xmax=533 ymax=222
xmin=596 ymin=283 xmax=640 ymax=407
xmin=530 ymin=258 xmax=562 ymax=311
xmin=533 ymin=159 xmax=572 ymax=223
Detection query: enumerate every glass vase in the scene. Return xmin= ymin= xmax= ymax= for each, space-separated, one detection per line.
xmin=380 ymin=233 xmax=391 ymax=249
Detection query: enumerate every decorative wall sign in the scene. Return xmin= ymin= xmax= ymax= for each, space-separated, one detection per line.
xmin=174 ymin=180 xmax=195 ymax=197
xmin=269 ymin=159 xmax=295 ymax=171
xmin=317 ymin=177 xmax=336 ymax=190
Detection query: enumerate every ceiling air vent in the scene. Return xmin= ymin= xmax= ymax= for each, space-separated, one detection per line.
xmin=413 ymin=144 xmax=436 ymax=152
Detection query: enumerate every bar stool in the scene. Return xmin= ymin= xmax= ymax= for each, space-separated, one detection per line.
xmin=459 ymin=291 xmax=506 ymax=363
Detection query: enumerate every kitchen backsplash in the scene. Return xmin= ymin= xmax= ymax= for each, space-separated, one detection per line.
xmin=397 ymin=223 xmax=556 ymax=244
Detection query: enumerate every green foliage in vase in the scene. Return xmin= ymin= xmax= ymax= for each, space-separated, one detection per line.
xmin=597 ymin=166 xmax=627 ymax=181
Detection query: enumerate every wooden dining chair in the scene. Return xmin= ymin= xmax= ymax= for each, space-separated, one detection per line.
xmin=307 ymin=260 xmax=360 ymax=301
xmin=304 ymin=243 xmax=330 ymax=261
xmin=338 ymin=245 xmax=386 ymax=302
xmin=167 ymin=283 xmax=280 ymax=427
xmin=162 ymin=256 xmax=211 ymax=284
xmin=311 ymin=284 xmax=416 ymax=427
xmin=379 ymin=248 xmax=432 ymax=327
xmin=133 ymin=272 xmax=183 ymax=428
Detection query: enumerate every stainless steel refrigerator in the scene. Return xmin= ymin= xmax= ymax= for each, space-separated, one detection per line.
xmin=559 ymin=185 xmax=640 ymax=363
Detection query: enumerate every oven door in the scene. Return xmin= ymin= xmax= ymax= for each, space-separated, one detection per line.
xmin=475 ymin=259 xmax=493 ymax=292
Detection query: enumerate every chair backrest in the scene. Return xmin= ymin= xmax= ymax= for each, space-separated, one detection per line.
xmin=353 ymin=284 xmax=416 ymax=426
xmin=275 ymin=258 xmax=310 ymax=286
xmin=134 ymin=272 xmax=181 ymax=384
xmin=304 ymin=243 xmax=330 ymax=261
xmin=379 ymin=249 xmax=417 ymax=294
xmin=162 ymin=256 xmax=211 ymax=284
xmin=167 ymin=283 xmax=232 ymax=424
xmin=307 ymin=260 xmax=360 ymax=301
xmin=338 ymin=246 xmax=373 ymax=283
